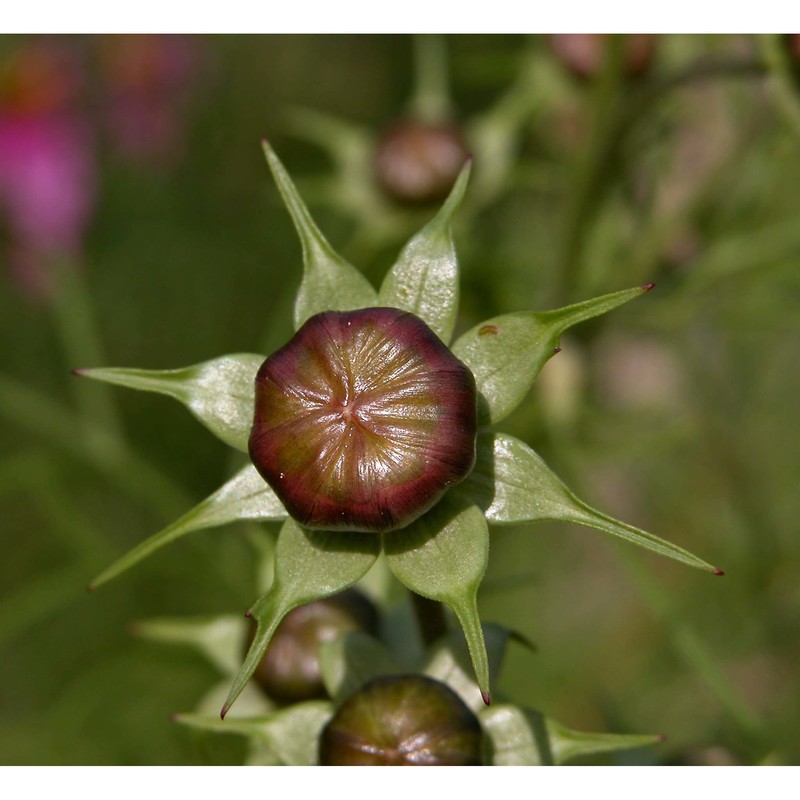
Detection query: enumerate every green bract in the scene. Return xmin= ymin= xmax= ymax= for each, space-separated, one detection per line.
xmin=80 ymin=141 xmax=721 ymax=718
xmin=143 ymin=610 xmax=663 ymax=766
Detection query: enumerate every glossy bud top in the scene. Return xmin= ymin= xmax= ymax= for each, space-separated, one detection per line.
xmin=249 ymin=307 xmax=477 ymax=532
xmin=250 ymin=589 xmax=379 ymax=705
xmin=550 ymin=34 xmax=657 ymax=80
xmin=319 ymin=674 xmax=484 ymax=766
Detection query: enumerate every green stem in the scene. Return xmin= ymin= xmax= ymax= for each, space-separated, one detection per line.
xmin=50 ymin=261 xmax=125 ymax=445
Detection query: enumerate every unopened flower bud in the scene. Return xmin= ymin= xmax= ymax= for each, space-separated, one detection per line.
xmin=375 ymin=120 xmax=469 ymax=206
xmin=550 ymin=34 xmax=657 ymax=81
xmin=249 ymin=308 xmax=477 ymax=532
xmin=250 ymin=589 xmax=379 ymax=705
xmin=319 ymin=674 xmax=484 ymax=765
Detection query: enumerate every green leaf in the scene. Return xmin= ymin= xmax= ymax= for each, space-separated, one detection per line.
xmin=261 ymin=140 xmax=378 ymax=329
xmin=480 ymin=705 xmax=554 ymax=765
xmin=222 ymin=519 xmax=381 ymax=718
xmin=451 ymin=285 xmax=653 ymax=425
xmin=463 ymin=432 xmax=721 ymax=574
xmin=318 ymin=631 xmax=397 ymax=703
xmin=384 ymin=497 xmax=491 ymax=704
xmin=89 ymin=465 xmax=287 ymax=590
xmin=481 ymin=705 xmax=661 ymax=765
xmin=176 ymin=700 xmax=333 ymax=766
xmin=423 ymin=624 xmax=514 ymax=714
xmin=378 ymin=161 xmax=471 ymax=342
xmin=546 ymin=717 xmax=664 ymax=765
xmin=77 ymin=354 xmax=264 ymax=452
xmin=133 ymin=615 xmax=246 ymax=677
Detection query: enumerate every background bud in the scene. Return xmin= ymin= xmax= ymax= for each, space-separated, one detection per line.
xmin=550 ymin=34 xmax=657 ymax=81
xmin=375 ymin=119 xmax=469 ymax=206
xmin=319 ymin=674 xmax=484 ymax=765
xmin=250 ymin=589 xmax=379 ymax=705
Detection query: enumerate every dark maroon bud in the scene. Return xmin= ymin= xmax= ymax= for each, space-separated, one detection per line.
xmin=250 ymin=589 xmax=379 ymax=705
xmin=249 ymin=307 xmax=477 ymax=532
xmin=375 ymin=120 xmax=469 ymax=206
xmin=550 ymin=34 xmax=657 ymax=81
xmin=319 ymin=674 xmax=484 ymax=766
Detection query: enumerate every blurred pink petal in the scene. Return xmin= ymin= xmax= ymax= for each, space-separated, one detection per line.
xmin=100 ymin=35 xmax=201 ymax=164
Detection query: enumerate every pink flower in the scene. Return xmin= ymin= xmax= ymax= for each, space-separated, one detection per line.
xmin=0 ymin=40 xmax=95 ymax=297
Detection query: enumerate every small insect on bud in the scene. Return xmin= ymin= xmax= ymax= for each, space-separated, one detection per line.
xmin=249 ymin=307 xmax=477 ymax=532
xmin=319 ymin=674 xmax=484 ymax=766
xmin=375 ymin=120 xmax=469 ymax=206
xmin=250 ymin=589 xmax=379 ymax=705
xmin=550 ymin=34 xmax=657 ymax=81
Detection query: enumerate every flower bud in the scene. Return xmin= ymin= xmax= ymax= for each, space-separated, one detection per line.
xmin=250 ymin=589 xmax=379 ymax=705
xmin=550 ymin=34 xmax=657 ymax=81
xmin=375 ymin=120 xmax=469 ymax=206
xmin=319 ymin=674 xmax=484 ymax=765
xmin=249 ymin=308 xmax=477 ymax=532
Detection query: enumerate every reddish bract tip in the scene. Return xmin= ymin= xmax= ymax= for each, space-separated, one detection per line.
xmin=220 ymin=705 xmax=229 ymax=720
xmin=86 ymin=583 xmax=95 ymax=593
xmin=71 ymin=368 xmax=86 ymax=377
xmin=642 ymin=282 xmax=656 ymax=292
xmin=553 ymin=346 xmax=562 ymax=354
xmin=714 ymin=568 xmax=726 ymax=576
xmin=656 ymin=734 xmax=668 ymax=743
xmin=481 ymin=691 xmax=491 ymax=706
xmin=244 ymin=609 xmax=252 ymax=618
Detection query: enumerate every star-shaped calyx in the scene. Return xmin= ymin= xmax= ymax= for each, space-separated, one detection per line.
xmin=78 ymin=140 xmax=723 ymax=720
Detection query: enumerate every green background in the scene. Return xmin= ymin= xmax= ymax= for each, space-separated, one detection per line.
xmin=1 ymin=34 xmax=799 ymax=765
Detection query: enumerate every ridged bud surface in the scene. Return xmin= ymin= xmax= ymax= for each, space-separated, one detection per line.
xmin=319 ymin=674 xmax=484 ymax=766
xmin=250 ymin=589 xmax=379 ymax=705
xmin=249 ymin=308 xmax=477 ymax=532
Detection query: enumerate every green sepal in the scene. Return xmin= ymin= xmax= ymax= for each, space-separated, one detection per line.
xmin=76 ymin=353 xmax=264 ymax=451
xmin=222 ymin=519 xmax=380 ymax=718
xmin=176 ymin=700 xmax=333 ymax=766
xmin=261 ymin=140 xmax=378 ymax=329
xmin=318 ymin=631 xmax=397 ymax=703
xmin=378 ymin=161 xmax=471 ymax=343
xmin=88 ymin=465 xmax=287 ymax=590
xmin=546 ymin=717 xmax=664 ymax=765
xmin=423 ymin=623 xmax=514 ymax=714
xmin=132 ymin=614 xmax=246 ymax=677
xmin=384 ymin=497 xmax=491 ymax=704
xmin=451 ymin=285 xmax=653 ymax=425
xmin=463 ymin=433 xmax=721 ymax=574
xmin=481 ymin=704 xmax=662 ymax=766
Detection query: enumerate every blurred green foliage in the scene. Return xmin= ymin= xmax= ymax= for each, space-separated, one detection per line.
xmin=1 ymin=34 xmax=799 ymax=765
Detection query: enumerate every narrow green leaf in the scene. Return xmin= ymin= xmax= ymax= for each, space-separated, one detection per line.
xmin=177 ymin=700 xmax=332 ymax=766
xmin=378 ymin=161 xmax=471 ymax=342
xmin=77 ymin=353 xmax=264 ymax=451
xmin=222 ymin=519 xmax=380 ymax=718
xmin=463 ymin=432 xmax=721 ymax=574
xmin=318 ymin=631 xmax=397 ymax=703
xmin=132 ymin=615 xmax=246 ymax=678
xmin=423 ymin=624 xmax=514 ymax=714
xmin=384 ymin=497 xmax=491 ymax=704
xmin=481 ymin=705 xmax=661 ymax=765
xmin=261 ymin=140 xmax=377 ymax=329
xmin=451 ymin=285 xmax=653 ymax=425
xmin=89 ymin=465 xmax=287 ymax=590
xmin=546 ymin=717 xmax=664 ymax=765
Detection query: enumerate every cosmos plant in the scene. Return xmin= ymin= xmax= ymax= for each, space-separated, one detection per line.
xmin=78 ymin=141 xmax=721 ymax=730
